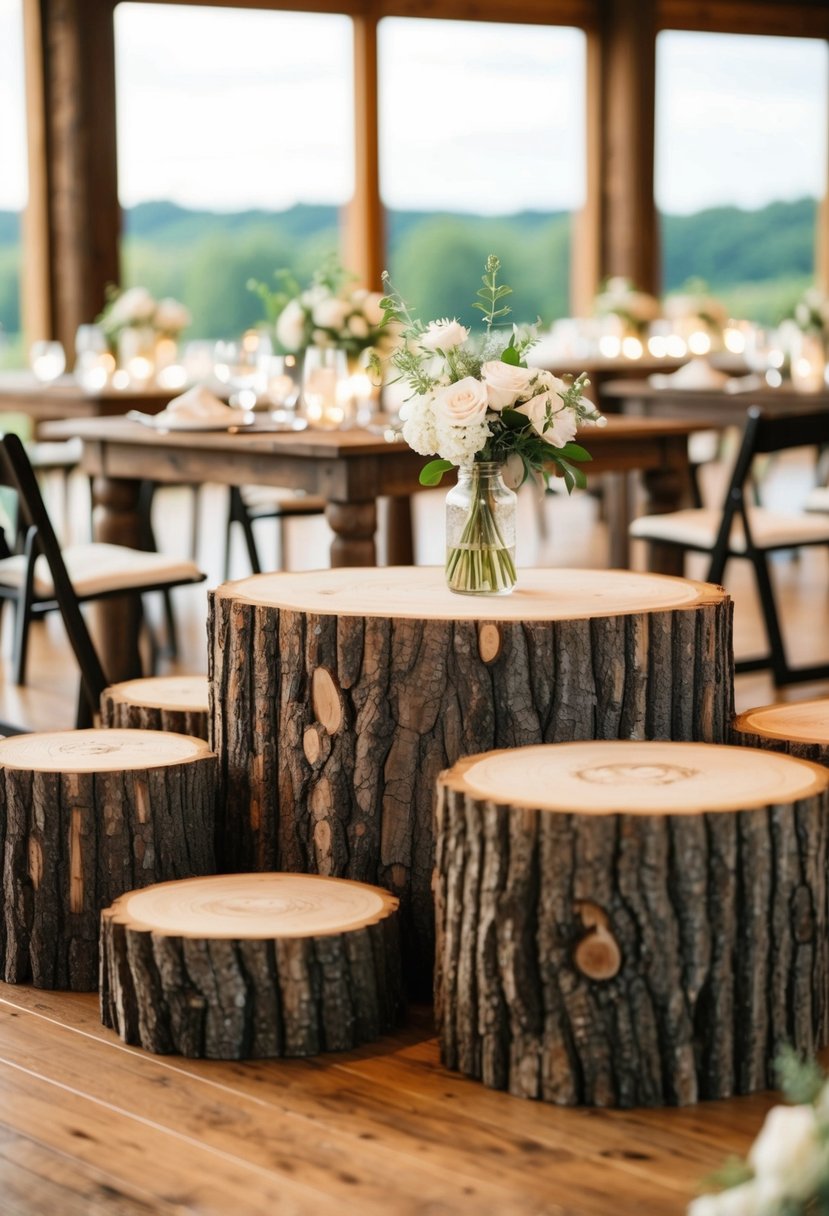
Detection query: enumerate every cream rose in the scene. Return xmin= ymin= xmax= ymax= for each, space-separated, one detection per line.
xmin=420 ymin=318 xmax=469 ymax=352
xmin=516 ymin=391 xmax=578 ymax=448
xmin=110 ymin=286 xmax=156 ymax=327
xmin=275 ymin=299 xmax=306 ymax=352
xmin=154 ymin=297 xmax=191 ymax=333
xmin=749 ymin=1105 xmax=821 ymax=1187
xmin=347 ymin=313 xmax=370 ymax=339
xmin=313 ymin=296 xmax=350 ymax=332
xmin=432 ymin=377 xmax=488 ymax=427
xmin=480 ymin=361 xmax=536 ymax=410
xmin=362 ymin=292 xmax=385 ymax=328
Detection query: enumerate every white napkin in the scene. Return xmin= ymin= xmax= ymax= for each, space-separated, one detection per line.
xmin=649 ymin=358 xmax=731 ymax=391
xmin=163 ymin=384 xmax=233 ymax=420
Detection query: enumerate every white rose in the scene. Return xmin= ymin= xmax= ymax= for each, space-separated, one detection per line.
xmin=480 ymin=360 xmax=536 ymax=410
xmin=749 ymin=1104 xmax=821 ymax=1187
xmin=302 ymin=284 xmax=328 ymax=308
xmin=275 ymin=299 xmax=306 ymax=352
xmin=312 ymin=297 xmax=350 ymax=333
xmin=432 ymin=377 xmax=488 ymax=427
xmin=154 ymin=297 xmax=191 ymax=333
xmin=110 ymin=286 xmax=156 ymax=326
xmin=688 ymin=1177 xmax=785 ymax=1216
xmin=348 ymin=314 xmax=370 ymax=339
xmin=516 ymin=390 xmax=578 ymax=448
xmin=421 ymin=318 xmax=469 ymax=352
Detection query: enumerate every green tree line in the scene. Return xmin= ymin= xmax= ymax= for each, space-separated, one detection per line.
xmin=0 ymin=196 xmax=818 ymax=359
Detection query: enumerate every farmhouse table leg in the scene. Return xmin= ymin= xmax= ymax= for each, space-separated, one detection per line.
xmin=90 ymin=474 xmax=144 ymax=681
xmin=326 ymin=500 xmax=378 ymax=567
xmin=640 ymin=444 xmax=691 ymax=578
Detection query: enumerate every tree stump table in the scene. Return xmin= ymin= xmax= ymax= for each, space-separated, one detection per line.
xmin=435 ymin=739 xmax=829 ymax=1108
xmin=0 ymin=729 xmax=217 ymax=991
xmin=100 ymin=872 xmax=403 ymax=1058
xmin=733 ymin=698 xmax=829 ymax=765
xmin=100 ymin=676 xmax=210 ymax=741
xmin=209 ymin=567 xmax=734 ymax=990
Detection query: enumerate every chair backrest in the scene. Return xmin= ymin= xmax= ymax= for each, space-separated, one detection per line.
xmin=0 ymin=433 xmax=108 ymax=720
xmin=723 ymin=404 xmax=829 ymax=501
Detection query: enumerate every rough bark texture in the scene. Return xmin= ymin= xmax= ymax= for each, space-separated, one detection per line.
xmin=733 ymin=706 xmax=829 ymax=767
xmin=100 ymin=879 xmax=403 ymax=1059
xmin=209 ymin=590 xmax=734 ymax=992
xmin=100 ymin=695 xmax=210 ymax=742
xmin=434 ymin=780 xmax=829 ymax=1107
xmin=0 ymin=735 xmax=217 ymax=991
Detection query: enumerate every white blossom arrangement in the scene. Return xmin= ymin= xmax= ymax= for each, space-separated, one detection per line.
xmin=378 ymin=255 xmax=604 ymax=493
xmin=593 ymin=276 xmax=661 ymax=334
xmin=97 ymin=286 xmax=192 ymax=345
xmin=689 ymin=1050 xmax=829 ymax=1216
xmin=249 ymin=259 xmax=386 ymax=358
xmin=793 ymin=287 xmax=829 ymax=337
xmin=663 ymin=280 xmax=729 ymax=335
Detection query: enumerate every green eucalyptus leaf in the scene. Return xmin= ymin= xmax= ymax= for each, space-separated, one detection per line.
xmin=557 ymin=443 xmax=592 ymax=462
xmin=419 ymin=458 xmax=454 ymax=487
xmin=500 ymin=345 xmax=520 ymax=366
xmin=556 ymin=458 xmax=588 ymax=491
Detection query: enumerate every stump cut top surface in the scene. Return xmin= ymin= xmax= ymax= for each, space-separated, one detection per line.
xmin=443 ymin=740 xmax=828 ymax=815
xmin=105 ymin=873 xmax=399 ymax=938
xmin=104 ymin=676 xmax=210 ymax=712
xmin=734 ymin=699 xmax=829 ymax=745
xmin=217 ymin=566 xmax=723 ymax=621
xmin=0 ymin=729 xmax=212 ymax=773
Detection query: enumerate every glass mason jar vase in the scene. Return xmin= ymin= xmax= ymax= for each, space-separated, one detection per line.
xmin=445 ymin=461 xmax=517 ymax=595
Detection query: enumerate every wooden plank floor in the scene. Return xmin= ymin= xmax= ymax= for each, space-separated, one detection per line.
xmin=0 ymin=984 xmax=778 ymax=1216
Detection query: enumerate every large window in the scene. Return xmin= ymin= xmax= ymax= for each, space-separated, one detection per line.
xmin=114 ymin=3 xmax=354 ymax=338
xmin=378 ymin=19 xmax=586 ymax=327
xmin=656 ymin=31 xmax=829 ymax=322
xmin=0 ymin=0 xmax=27 ymax=367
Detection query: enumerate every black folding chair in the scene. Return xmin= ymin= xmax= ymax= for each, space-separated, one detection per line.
xmin=0 ymin=432 xmax=206 ymax=729
xmin=630 ymin=405 xmax=829 ymax=686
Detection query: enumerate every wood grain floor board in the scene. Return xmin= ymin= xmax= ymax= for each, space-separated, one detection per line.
xmin=0 ymin=985 xmax=777 ymax=1215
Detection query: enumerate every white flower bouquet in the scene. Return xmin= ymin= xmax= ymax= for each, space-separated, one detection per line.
xmin=377 ymin=254 xmax=603 ymax=593
xmin=793 ymin=287 xmax=829 ymax=337
xmin=97 ymin=286 xmax=192 ymax=346
xmin=690 ymin=1050 xmax=829 ymax=1216
xmin=663 ymin=280 xmax=729 ymax=335
xmin=594 ymin=276 xmax=661 ymax=334
xmin=249 ymin=259 xmax=386 ymax=358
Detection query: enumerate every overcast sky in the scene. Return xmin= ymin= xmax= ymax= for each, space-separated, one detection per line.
xmin=0 ymin=0 xmax=826 ymax=216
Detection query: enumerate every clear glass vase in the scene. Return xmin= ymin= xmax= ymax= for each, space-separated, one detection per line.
xmin=445 ymin=462 xmax=517 ymax=595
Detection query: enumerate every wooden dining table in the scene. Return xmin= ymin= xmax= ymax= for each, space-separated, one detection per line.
xmin=602 ymin=378 xmax=829 ymax=424
xmin=0 ymin=372 xmax=173 ymax=424
xmin=45 ymin=412 xmax=705 ymax=680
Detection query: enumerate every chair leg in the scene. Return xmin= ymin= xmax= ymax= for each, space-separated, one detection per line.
xmin=226 ymin=487 xmax=262 ymax=577
xmin=12 ymin=528 xmax=38 ymax=686
xmin=752 ymin=551 xmax=790 ymax=685
xmin=138 ymin=480 xmax=179 ymax=661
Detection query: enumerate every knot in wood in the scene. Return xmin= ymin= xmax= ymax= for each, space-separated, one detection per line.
xmin=572 ymin=901 xmax=622 ymax=982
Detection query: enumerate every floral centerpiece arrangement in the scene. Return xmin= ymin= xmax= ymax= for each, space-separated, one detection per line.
xmin=249 ymin=259 xmax=386 ymax=360
xmin=663 ymin=279 xmax=729 ymax=346
xmin=377 ymin=254 xmax=604 ymax=595
xmin=593 ymin=276 xmax=661 ymax=336
xmin=792 ymin=287 xmax=829 ymax=340
xmin=689 ymin=1050 xmax=829 ymax=1215
xmin=97 ymin=286 xmax=192 ymax=349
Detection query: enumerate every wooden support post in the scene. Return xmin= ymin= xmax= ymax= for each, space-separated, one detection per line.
xmin=344 ymin=8 xmax=383 ymax=289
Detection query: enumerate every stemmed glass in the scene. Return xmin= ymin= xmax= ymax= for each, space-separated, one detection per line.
xmin=214 ymin=331 xmax=272 ymax=409
xmin=301 ymin=347 xmax=348 ymax=429
xmin=259 ymin=353 xmax=304 ymax=426
xmin=74 ymin=325 xmax=112 ymax=391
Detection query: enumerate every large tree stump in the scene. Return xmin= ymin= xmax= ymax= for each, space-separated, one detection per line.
xmin=100 ymin=872 xmax=403 ymax=1058
xmin=100 ymin=676 xmax=210 ymax=741
xmin=733 ymin=698 xmax=829 ymax=765
xmin=209 ymin=567 xmax=733 ymax=991
xmin=0 ymin=729 xmax=217 ymax=991
xmin=435 ymin=739 xmax=829 ymax=1108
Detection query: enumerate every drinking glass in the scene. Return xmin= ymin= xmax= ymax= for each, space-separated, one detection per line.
xmin=302 ymin=347 xmax=347 ymax=429
xmin=259 ymin=353 xmax=303 ymax=424
xmin=214 ymin=331 xmax=272 ymax=409
xmin=30 ymin=340 xmax=66 ymax=383
xmin=74 ymin=324 xmax=114 ymax=391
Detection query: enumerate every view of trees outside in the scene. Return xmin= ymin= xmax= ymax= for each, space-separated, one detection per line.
xmin=656 ymin=31 xmax=828 ymax=321
xmin=0 ymin=0 xmax=26 ymax=367
xmin=0 ymin=10 xmax=827 ymax=362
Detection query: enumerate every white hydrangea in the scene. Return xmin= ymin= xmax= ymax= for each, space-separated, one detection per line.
xmin=434 ymin=417 xmax=490 ymax=467
xmin=400 ymin=395 xmax=438 ymax=456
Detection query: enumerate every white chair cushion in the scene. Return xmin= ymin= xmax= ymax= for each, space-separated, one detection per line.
xmin=241 ymin=485 xmax=325 ymax=514
xmin=630 ymin=507 xmax=829 ymax=553
xmin=805 ymin=486 xmax=829 ymax=514
xmin=0 ymin=543 xmax=202 ymax=599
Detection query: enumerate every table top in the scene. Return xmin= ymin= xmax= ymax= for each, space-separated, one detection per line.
xmin=603 ymin=378 xmax=829 ymax=410
xmin=0 ymin=372 xmax=174 ymax=418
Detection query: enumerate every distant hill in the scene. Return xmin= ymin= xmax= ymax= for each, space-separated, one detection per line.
xmin=0 ymin=195 xmax=819 ymax=341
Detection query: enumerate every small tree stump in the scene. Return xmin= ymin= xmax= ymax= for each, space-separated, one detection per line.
xmin=100 ymin=872 xmax=403 ymax=1058
xmin=210 ymin=567 xmax=733 ymax=991
xmin=435 ymin=739 xmax=829 ymax=1107
xmin=0 ymin=729 xmax=217 ymax=991
xmin=733 ymin=698 xmax=829 ymax=765
xmin=100 ymin=676 xmax=210 ymax=741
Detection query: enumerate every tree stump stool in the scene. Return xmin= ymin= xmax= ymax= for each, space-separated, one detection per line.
xmin=210 ymin=567 xmax=733 ymax=991
xmin=100 ymin=676 xmax=210 ymax=741
xmin=733 ymin=698 xmax=829 ymax=765
xmin=435 ymin=739 xmax=829 ymax=1108
xmin=100 ymin=872 xmax=403 ymax=1058
xmin=0 ymin=729 xmax=217 ymax=991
